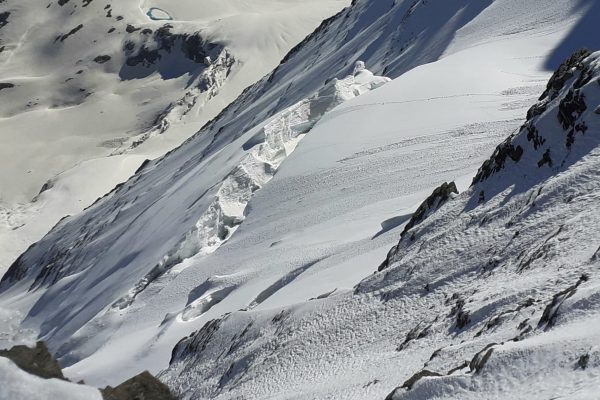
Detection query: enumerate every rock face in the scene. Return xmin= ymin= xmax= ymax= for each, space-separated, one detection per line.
xmin=400 ymin=181 xmax=458 ymax=240
xmin=0 ymin=341 xmax=65 ymax=380
xmin=101 ymin=371 xmax=175 ymax=400
xmin=0 ymin=342 xmax=175 ymax=399
xmin=121 ymin=24 xmax=226 ymax=77
xmin=378 ymin=181 xmax=458 ymax=272
xmin=473 ymin=47 xmax=594 ymax=186
xmin=374 ymin=48 xmax=600 ymax=400
xmin=0 ymin=11 xmax=9 ymax=29
xmin=93 ymin=55 xmax=111 ymax=64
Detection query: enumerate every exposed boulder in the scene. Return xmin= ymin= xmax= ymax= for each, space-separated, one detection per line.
xmin=101 ymin=371 xmax=175 ymax=400
xmin=0 ymin=341 xmax=65 ymax=380
xmin=94 ymin=55 xmax=111 ymax=64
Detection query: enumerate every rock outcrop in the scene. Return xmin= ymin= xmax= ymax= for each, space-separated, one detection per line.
xmin=0 ymin=341 xmax=64 ymax=380
xmin=0 ymin=342 xmax=175 ymax=399
xmin=101 ymin=371 xmax=175 ymax=400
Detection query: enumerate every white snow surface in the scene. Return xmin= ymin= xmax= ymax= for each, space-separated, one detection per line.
xmin=162 ymin=49 xmax=600 ymax=399
xmin=0 ymin=0 xmax=600 ymax=398
xmin=0 ymin=0 xmax=349 ymax=273
xmin=0 ymin=357 xmax=102 ymax=400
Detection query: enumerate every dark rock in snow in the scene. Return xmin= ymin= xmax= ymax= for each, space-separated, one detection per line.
xmin=58 ymin=24 xmax=84 ymax=42
xmin=446 ymin=361 xmax=470 ymax=375
xmin=125 ymin=24 xmax=140 ymax=33
xmin=537 ymin=149 xmax=553 ymax=168
xmin=0 ymin=341 xmax=65 ymax=380
xmin=397 ymin=323 xmax=430 ymax=351
xmin=94 ymin=55 xmax=111 ymax=64
xmin=558 ymin=90 xmax=587 ymax=130
xmin=540 ymin=49 xmax=591 ymax=100
xmin=1 ymin=342 xmax=174 ymax=399
xmin=378 ymin=182 xmax=458 ymax=271
xmin=449 ymin=296 xmax=471 ymax=330
xmin=384 ymin=368 xmax=445 ymax=398
xmin=120 ymin=23 xmax=231 ymax=81
xmin=101 ymin=371 xmax=175 ymax=400
xmin=473 ymin=49 xmax=598 ymax=187
xmin=0 ymin=82 xmax=15 ymax=90
xmin=400 ymin=369 xmax=443 ymax=391
xmin=401 ymin=181 xmax=458 ymax=239
xmin=578 ymin=353 xmax=590 ymax=370
xmin=169 ymin=318 xmax=223 ymax=364
xmin=472 ymin=137 xmax=524 ymax=184
xmin=469 ymin=344 xmax=496 ymax=374
xmin=0 ymin=11 xmax=9 ymax=29
xmin=538 ymin=274 xmax=588 ymax=330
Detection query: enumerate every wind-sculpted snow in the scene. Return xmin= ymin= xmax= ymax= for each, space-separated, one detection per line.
xmin=162 ymin=51 xmax=600 ymax=400
xmin=1 ymin=0 xmax=599 ymax=392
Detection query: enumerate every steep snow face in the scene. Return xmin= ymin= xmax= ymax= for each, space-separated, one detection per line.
xmin=0 ymin=357 xmax=102 ymax=400
xmin=109 ymin=69 xmax=390 ymax=312
xmin=162 ymin=50 xmax=600 ymax=400
xmin=1 ymin=0 xmax=599 ymax=390
xmin=0 ymin=0 xmax=348 ymax=272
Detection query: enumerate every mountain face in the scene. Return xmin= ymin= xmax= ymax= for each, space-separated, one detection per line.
xmin=0 ymin=0 xmax=348 ymax=273
xmin=162 ymin=49 xmax=600 ymax=400
xmin=1 ymin=0 xmax=600 ymax=398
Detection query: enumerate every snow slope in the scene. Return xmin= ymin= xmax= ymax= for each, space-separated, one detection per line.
xmin=1 ymin=0 xmax=600 ymax=395
xmin=0 ymin=0 xmax=348 ymax=272
xmin=162 ymin=49 xmax=600 ymax=400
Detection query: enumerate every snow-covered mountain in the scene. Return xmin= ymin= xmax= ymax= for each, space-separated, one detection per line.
xmin=161 ymin=48 xmax=600 ymax=398
xmin=0 ymin=0 xmax=348 ymax=272
xmin=1 ymin=0 xmax=600 ymax=398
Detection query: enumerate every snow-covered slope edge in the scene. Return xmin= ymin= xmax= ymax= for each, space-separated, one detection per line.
xmin=1 ymin=0 xmax=598 ymax=389
xmin=161 ymin=50 xmax=600 ymax=399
